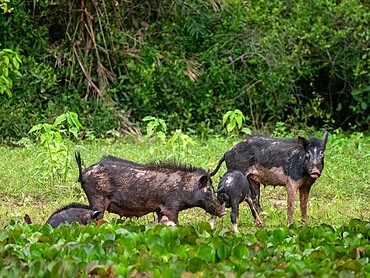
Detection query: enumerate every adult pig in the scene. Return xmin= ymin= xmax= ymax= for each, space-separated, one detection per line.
xmin=210 ymin=170 xmax=263 ymax=233
xmin=46 ymin=203 xmax=101 ymax=228
xmin=210 ymin=132 xmax=329 ymax=225
xmin=76 ymin=153 xmax=225 ymax=224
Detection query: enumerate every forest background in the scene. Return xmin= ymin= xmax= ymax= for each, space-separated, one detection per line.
xmin=0 ymin=0 xmax=369 ymax=141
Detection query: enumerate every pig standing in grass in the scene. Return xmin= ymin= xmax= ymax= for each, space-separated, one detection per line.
xmin=210 ymin=132 xmax=329 ymax=225
xmin=75 ymin=153 xmax=225 ymax=224
xmin=210 ymin=170 xmax=263 ymax=233
xmin=46 ymin=203 xmax=101 ymax=228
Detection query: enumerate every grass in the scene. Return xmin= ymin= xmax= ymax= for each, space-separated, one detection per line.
xmin=0 ymin=132 xmax=369 ymax=234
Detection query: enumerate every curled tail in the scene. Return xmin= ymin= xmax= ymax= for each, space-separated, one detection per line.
xmin=210 ymin=155 xmax=225 ymax=176
xmin=75 ymin=152 xmax=83 ymax=182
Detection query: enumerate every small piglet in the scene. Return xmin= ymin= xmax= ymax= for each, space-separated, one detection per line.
xmin=46 ymin=203 xmax=101 ymax=228
xmin=210 ymin=171 xmax=263 ymax=233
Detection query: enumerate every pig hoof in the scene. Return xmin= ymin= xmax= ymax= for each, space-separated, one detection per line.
xmin=159 ymin=216 xmax=176 ymax=226
xmin=166 ymin=221 xmax=176 ymax=227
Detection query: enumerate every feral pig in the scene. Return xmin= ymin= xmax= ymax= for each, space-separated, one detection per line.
xmin=210 ymin=132 xmax=329 ymax=225
xmin=75 ymin=153 xmax=225 ymax=224
xmin=210 ymin=170 xmax=263 ymax=233
xmin=46 ymin=203 xmax=101 ymax=228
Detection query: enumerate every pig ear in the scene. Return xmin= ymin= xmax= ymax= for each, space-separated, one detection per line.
xmin=322 ymin=131 xmax=329 ymax=149
xmin=92 ymin=211 xmax=102 ymax=219
xmin=199 ymin=175 xmax=210 ymax=188
xmin=297 ymin=136 xmax=309 ymax=148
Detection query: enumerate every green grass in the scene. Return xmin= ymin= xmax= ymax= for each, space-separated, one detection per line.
xmin=0 ymin=133 xmax=369 ymax=234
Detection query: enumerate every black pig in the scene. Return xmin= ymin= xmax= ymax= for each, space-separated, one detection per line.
xmin=210 ymin=170 xmax=263 ymax=232
xmin=46 ymin=203 xmax=101 ymax=228
xmin=210 ymin=132 xmax=329 ymax=225
xmin=76 ymin=153 xmax=225 ymax=224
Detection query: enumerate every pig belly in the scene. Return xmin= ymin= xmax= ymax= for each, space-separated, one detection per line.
xmin=248 ymin=166 xmax=288 ymax=186
xmin=107 ymin=201 xmax=160 ymax=217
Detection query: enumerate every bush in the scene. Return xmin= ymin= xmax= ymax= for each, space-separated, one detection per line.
xmin=0 ymin=0 xmax=369 ymax=141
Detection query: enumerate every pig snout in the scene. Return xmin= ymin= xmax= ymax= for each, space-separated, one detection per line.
xmin=211 ymin=200 xmax=226 ymax=217
xmin=310 ymin=168 xmax=322 ymax=179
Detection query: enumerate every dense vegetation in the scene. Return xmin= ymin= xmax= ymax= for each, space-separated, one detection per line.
xmin=1 ymin=219 xmax=370 ymax=277
xmin=1 ymin=118 xmax=369 ymax=275
xmin=1 ymin=0 xmax=369 ymax=142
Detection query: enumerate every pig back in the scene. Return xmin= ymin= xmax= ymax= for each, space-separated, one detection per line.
xmin=225 ymin=136 xmax=307 ymax=179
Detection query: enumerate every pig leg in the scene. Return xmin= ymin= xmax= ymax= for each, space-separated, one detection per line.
xmin=245 ymin=196 xmax=263 ymax=228
xmin=285 ymin=183 xmax=300 ymax=226
xmin=157 ymin=211 xmax=175 ymax=226
xmin=247 ymin=177 xmax=263 ymax=213
xmin=159 ymin=207 xmax=179 ymax=225
xmin=299 ymin=184 xmax=312 ymax=223
xmin=88 ymin=196 xmax=109 ymax=220
xmin=230 ymin=200 xmax=240 ymax=233
xmin=210 ymin=215 xmax=217 ymax=229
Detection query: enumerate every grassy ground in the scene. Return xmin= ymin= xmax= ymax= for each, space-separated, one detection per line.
xmin=0 ymin=132 xmax=369 ymax=234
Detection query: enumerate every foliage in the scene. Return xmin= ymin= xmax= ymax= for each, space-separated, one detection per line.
xmin=0 ymin=0 xmax=369 ymax=142
xmin=222 ymin=109 xmax=252 ymax=135
xmin=1 ymin=219 xmax=370 ymax=276
xmin=142 ymin=116 xmax=167 ymax=142
xmin=0 ymin=48 xmax=21 ymax=97
xmin=0 ymin=0 xmax=13 ymax=13
xmin=28 ymin=112 xmax=82 ymax=181
xmin=142 ymin=116 xmax=196 ymax=158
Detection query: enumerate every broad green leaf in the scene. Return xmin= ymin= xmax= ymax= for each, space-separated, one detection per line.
xmin=227 ymin=122 xmax=236 ymax=133
xmin=197 ymin=244 xmax=216 ymax=262
xmin=29 ymin=124 xmax=43 ymax=133
xmin=67 ymin=112 xmax=82 ymax=129
xmin=348 ymin=219 xmax=366 ymax=235
xmin=222 ymin=111 xmax=233 ymax=125
xmin=255 ymin=229 xmax=269 ymax=241
xmin=54 ymin=114 xmax=67 ymax=127
xmin=217 ymin=243 xmax=232 ymax=260
xmin=158 ymin=119 xmax=167 ymax=133
xmin=12 ymin=57 xmax=20 ymax=69
xmin=187 ymin=257 xmax=206 ymax=273
xmin=142 ymin=116 xmax=156 ymax=122
xmin=3 ymin=55 xmax=9 ymax=65
xmin=272 ymin=227 xmax=288 ymax=242
xmin=146 ymin=234 xmax=164 ymax=249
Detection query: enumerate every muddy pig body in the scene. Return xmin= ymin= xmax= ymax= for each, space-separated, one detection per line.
xmin=210 ymin=132 xmax=328 ymax=225
xmin=46 ymin=203 xmax=101 ymax=228
xmin=210 ymin=170 xmax=263 ymax=232
xmin=76 ymin=154 xmax=225 ymax=224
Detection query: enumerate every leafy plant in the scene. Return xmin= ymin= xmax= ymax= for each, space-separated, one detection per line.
xmin=1 ymin=219 xmax=370 ymax=276
xmin=0 ymin=48 xmax=22 ymax=97
xmin=0 ymin=0 xmax=13 ymax=13
xmin=142 ymin=116 xmax=167 ymax=143
xmin=167 ymin=129 xmax=196 ymax=158
xmin=142 ymin=116 xmax=195 ymax=157
xmin=28 ymin=112 xmax=82 ymax=181
xmin=222 ymin=109 xmax=251 ymax=135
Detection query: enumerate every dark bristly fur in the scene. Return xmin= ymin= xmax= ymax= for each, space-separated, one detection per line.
xmin=101 ymin=155 xmax=208 ymax=175
xmin=46 ymin=202 xmax=100 ymax=228
xmin=210 ymin=132 xmax=329 ymax=225
xmin=75 ymin=153 xmax=225 ymax=224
